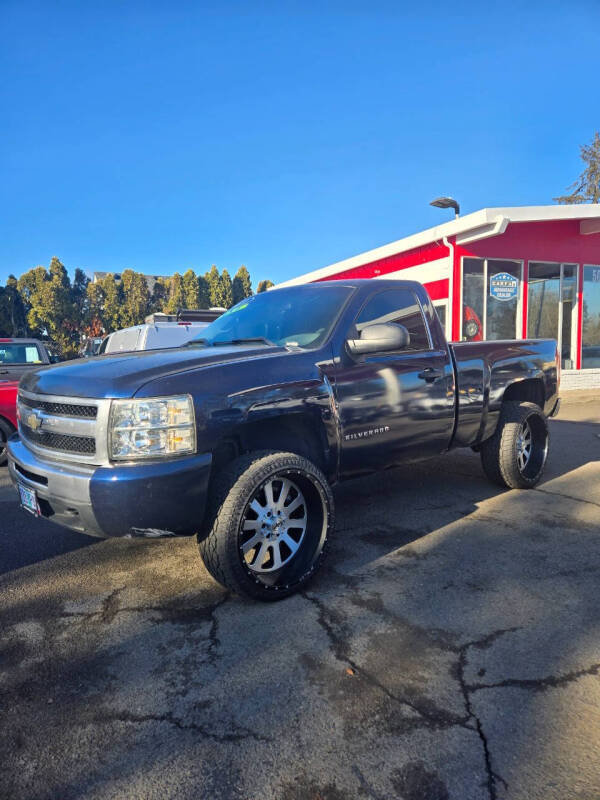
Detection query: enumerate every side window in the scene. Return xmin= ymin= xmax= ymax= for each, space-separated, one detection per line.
xmin=356 ymin=289 xmax=431 ymax=351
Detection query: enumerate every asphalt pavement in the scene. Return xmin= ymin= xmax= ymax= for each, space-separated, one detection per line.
xmin=1 ymin=392 xmax=599 ymax=800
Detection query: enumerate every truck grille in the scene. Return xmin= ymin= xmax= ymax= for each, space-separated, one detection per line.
xmin=18 ymin=395 xmax=97 ymax=419
xmin=20 ymin=426 xmax=96 ymax=454
xmin=17 ymin=391 xmax=105 ymax=463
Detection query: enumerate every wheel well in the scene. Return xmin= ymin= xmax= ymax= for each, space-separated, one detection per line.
xmin=502 ymin=378 xmax=544 ymax=409
xmin=212 ymin=414 xmax=328 ymax=472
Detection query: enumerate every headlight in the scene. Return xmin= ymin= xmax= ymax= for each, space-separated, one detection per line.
xmin=109 ymin=395 xmax=196 ymax=460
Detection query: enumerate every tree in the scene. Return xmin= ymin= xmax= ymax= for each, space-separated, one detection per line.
xmin=121 ymin=270 xmax=150 ymax=327
xmin=206 ymin=265 xmax=223 ymax=307
xmin=257 ymin=279 xmax=274 ymax=293
xmin=84 ymin=282 xmax=106 ymax=337
xmin=98 ymin=274 xmax=124 ymax=332
xmin=221 ymin=269 xmax=234 ymax=308
xmin=72 ymin=268 xmax=90 ymax=324
xmin=0 ymin=275 xmax=27 ymax=336
xmin=150 ymin=278 xmax=169 ymax=313
xmin=165 ymin=272 xmax=185 ymax=314
xmin=232 ymin=265 xmax=253 ymax=304
xmin=182 ymin=269 xmax=200 ymax=309
xmin=555 ymin=131 xmax=600 ymax=204
xmin=198 ymin=274 xmax=211 ymax=308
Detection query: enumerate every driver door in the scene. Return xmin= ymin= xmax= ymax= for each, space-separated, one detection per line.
xmin=334 ymin=287 xmax=455 ymax=477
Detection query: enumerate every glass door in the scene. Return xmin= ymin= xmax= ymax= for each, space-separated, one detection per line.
xmin=528 ymin=263 xmax=577 ymax=369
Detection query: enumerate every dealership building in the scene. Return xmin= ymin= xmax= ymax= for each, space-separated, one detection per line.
xmin=280 ymin=205 xmax=600 ymax=388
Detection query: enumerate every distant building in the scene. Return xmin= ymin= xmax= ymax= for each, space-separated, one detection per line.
xmin=92 ymin=272 xmax=170 ymax=293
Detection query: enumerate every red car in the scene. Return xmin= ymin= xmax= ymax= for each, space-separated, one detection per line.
xmin=0 ymin=380 xmax=18 ymax=466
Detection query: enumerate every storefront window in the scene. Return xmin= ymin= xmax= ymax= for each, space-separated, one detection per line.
xmin=582 ymin=266 xmax=600 ymax=369
xmin=461 ymin=258 xmax=521 ymax=341
xmin=486 ymin=260 xmax=521 ymax=340
xmin=462 ymin=258 xmax=484 ymax=341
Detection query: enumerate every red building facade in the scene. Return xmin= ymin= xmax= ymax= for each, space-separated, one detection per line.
xmin=280 ymin=206 xmax=600 ymax=386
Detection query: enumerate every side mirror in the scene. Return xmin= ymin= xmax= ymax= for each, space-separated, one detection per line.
xmin=346 ymin=322 xmax=410 ymax=356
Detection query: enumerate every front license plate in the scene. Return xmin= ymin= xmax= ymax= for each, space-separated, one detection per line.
xmin=18 ymin=484 xmax=39 ymax=516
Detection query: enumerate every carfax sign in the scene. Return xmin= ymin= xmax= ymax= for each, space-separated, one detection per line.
xmin=489 ymin=272 xmax=519 ymax=301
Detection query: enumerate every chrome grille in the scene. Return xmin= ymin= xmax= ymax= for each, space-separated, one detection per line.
xmin=20 ymin=425 xmax=96 ymax=454
xmin=19 ymin=394 xmax=97 ymax=418
xmin=17 ymin=390 xmax=110 ymax=465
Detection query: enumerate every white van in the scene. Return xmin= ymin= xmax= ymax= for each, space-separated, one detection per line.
xmin=99 ymin=309 xmax=225 ymax=354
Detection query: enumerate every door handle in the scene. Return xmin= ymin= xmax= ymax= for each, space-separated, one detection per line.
xmin=0 ymin=370 xmax=9 ymax=375
xmin=418 ymin=367 xmax=443 ymax=382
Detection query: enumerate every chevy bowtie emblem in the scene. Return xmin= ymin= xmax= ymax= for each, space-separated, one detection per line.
xmin=26 ymin=412 xmax=43 ymax=431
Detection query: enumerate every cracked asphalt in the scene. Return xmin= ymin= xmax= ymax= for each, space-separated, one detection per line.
xmin=1 ymin=391 xmax=599 ymax=800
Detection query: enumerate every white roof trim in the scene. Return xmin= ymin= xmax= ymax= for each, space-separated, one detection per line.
xmin=277 ymin=204 xmax=600 ymax=287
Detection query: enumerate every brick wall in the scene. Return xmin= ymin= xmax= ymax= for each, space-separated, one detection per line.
xmin=561 ymin=369 xmax=600 ymax=391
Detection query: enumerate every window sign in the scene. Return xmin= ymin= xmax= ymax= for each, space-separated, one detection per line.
xmin=490 ymin=272 xmax=519 ymax=301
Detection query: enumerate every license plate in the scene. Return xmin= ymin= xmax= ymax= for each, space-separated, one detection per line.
xmin=18 ymin=484 xmax=39 ymax=516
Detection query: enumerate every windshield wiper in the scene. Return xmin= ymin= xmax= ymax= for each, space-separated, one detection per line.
xmin=185 ymin=338 xmax=208 ymax=347
xmin=211 ymin=337 xmax=276 ymax=347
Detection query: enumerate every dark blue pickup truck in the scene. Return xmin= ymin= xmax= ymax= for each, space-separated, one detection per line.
xmin=7 ymin=280 xmax=559 ymax=600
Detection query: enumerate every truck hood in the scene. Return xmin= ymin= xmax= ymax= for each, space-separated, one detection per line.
xmin=19 ymin=343 xmax=287 ymax=399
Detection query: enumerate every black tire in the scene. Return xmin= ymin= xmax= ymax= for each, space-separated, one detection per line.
xmin=480 ymin=401 xmax=549 ymax=489
xmin=198 ymin=450 xmax=334 ymax=601
xmin=0 ymin=418 xmax=15 ymax=467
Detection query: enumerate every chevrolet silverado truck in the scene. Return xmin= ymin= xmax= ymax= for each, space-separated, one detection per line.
xmin=7 ymin=280 xmax=559 ymax=600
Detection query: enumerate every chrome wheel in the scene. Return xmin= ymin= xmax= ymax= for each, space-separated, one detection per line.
xmin=240 ymin=476 xmax=308 ymax=573
xmin=516 ymin=420 xmax=532 ymax=472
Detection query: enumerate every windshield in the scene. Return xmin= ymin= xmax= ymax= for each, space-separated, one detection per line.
xmin=190 ymin=285 xmax=353 ymax=349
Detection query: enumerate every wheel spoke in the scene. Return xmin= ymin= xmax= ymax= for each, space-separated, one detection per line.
xmin=276 ymin=478 xmax=293 ymax=509
xmin=250 ymin=498 xmax=266 ymax=517
xmin=241 ymin=533 xmax=263 ymax=554
xmin=281 ymin=532 xmax=301 ymax=554
xmin=271 ymin=543 xmax=283 ymax=570
xmin=284 ymin=494 xmax=304 ymax=515
xmin=253 ymin=541 xmax=270 ymax=569
xmin=263 ymin=480 xmax=275 ymax=508
xmin=242 ymin=518 xmax=262 ymax=531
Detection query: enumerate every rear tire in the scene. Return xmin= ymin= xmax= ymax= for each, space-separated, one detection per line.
xmin=480 ymin=401 xmax=549 ymax=489
xmin=197 ymin=450 xmax=334 ymax=601
xmin=0 ymin=418 xmax=14 ymax=467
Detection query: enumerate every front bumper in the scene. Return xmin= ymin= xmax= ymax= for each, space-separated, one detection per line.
xmin=7 ymin=435 xmax=212 ymax=538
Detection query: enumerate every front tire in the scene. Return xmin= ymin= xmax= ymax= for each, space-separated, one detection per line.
xmin=480 ymin=401 xmax=549 ymax=489
xmin=198 ymin=451 xmax=334 ymax=600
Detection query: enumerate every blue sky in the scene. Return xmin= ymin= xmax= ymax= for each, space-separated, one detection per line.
xmin=1 ymin=0 xmax=599 ymax=289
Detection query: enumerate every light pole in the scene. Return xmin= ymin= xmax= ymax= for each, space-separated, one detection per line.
xmin=430 ymin=196 xmax=460 ymax=218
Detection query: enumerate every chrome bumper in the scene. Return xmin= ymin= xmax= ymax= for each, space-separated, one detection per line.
xmin=7 ymin=434 xmax=102 ymax=536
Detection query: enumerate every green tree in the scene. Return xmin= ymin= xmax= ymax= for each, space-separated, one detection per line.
xmin=206 ymin=265 xmax=223 ymax=307
xmin=165 ymin=272 xmax=185 ymax=313
xmin=98 ymin=274 xmax=124 ymax=332
xmin=198 ymin=274 xmax=211 ymax=308
xmin=85 ymin=282 xmax=106 ymax=336
xmin=121 ymin=270 xmax=150 ymax=327
xmin=0 ymin=275 xmax=27 ymax=336
xmin=150 ymin=278 xmax=169 ymax=313
xmin=232 ymin=265 xmax=253 ymax=304
xmin=182 ymin=269 xmax=200 ymax=309
xmin=72 ymin=268 xmax=90 ymax=324
xmin=221 ymin=269 xmax=234 ymax=308
xmin=18 ymin=265 xmax=50 ymax=337
xmin=256 ymin=279 xmax=274 ymax=293
xmin=555 ymin=131 xmax=600 ymax=204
